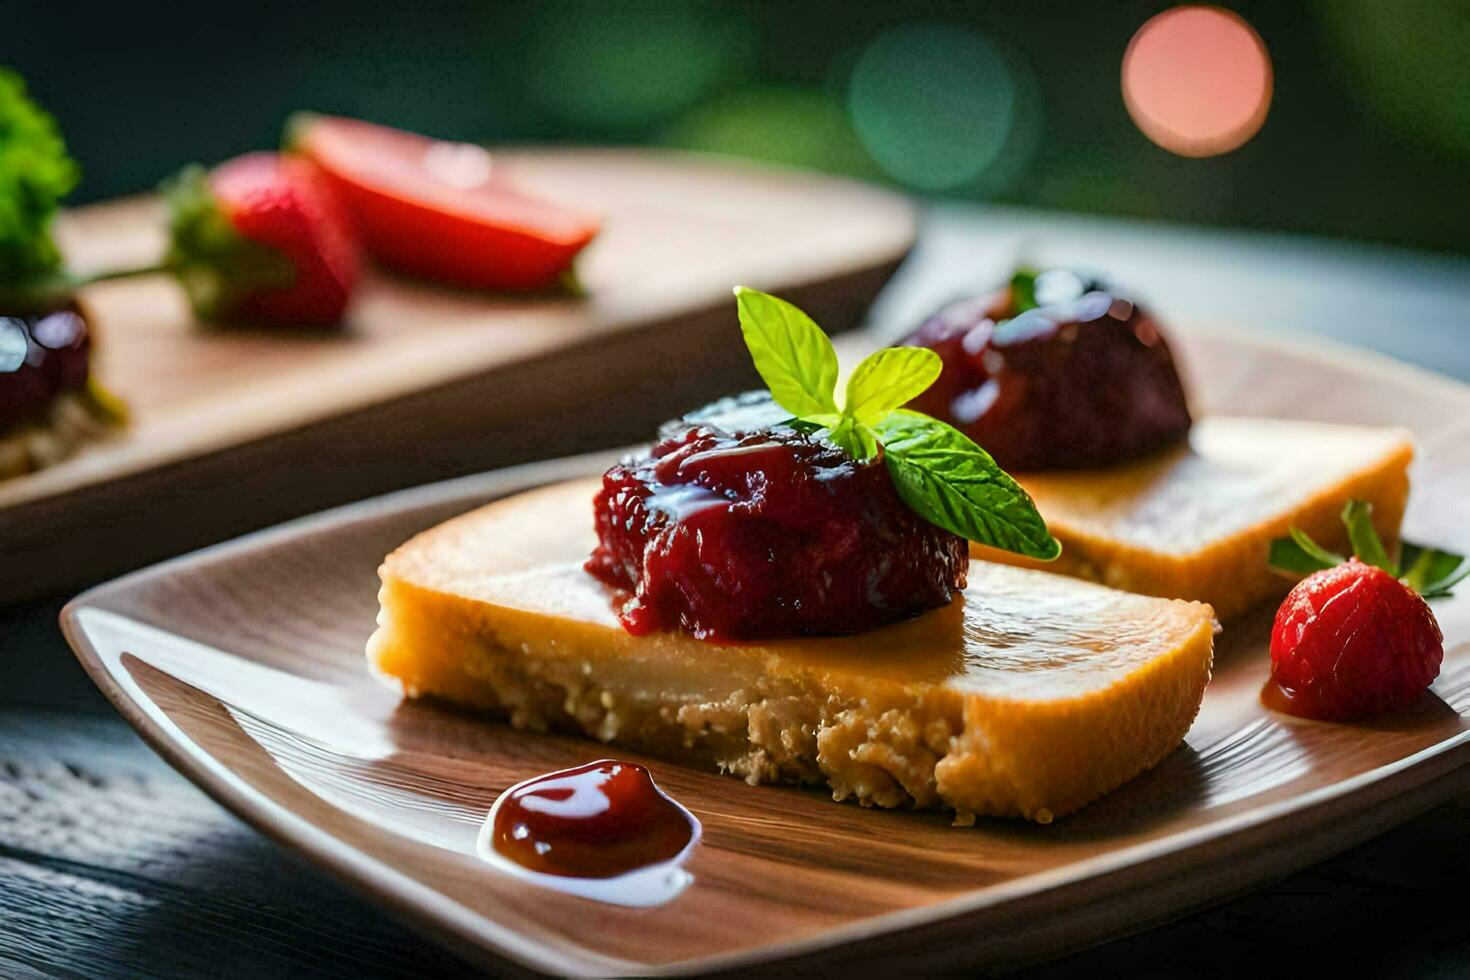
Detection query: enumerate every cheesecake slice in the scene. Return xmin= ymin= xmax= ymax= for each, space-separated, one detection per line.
xmin=370 ymin=478 xmax=1215 ymax=823
xmin=974 ymin=418 xmax=1414 ymax=621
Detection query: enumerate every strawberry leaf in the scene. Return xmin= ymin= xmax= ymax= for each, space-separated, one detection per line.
xmin=1401 ymin=542 xmax=1465 ymax=594
xmin=1419 ymin=562 xmax=1469 ymax=599
xmin=1269 ymin=503 xmax=1466 ymax=600
xmin=1293 ymin=526 xmax=1346 ymax=567
xmin=1342 ymin=500 xmax=1396 ymax=574
xmin=162 ymin=164 xmax=294 ymax=320
xmin=1268 ymin=534 xmax=1339 ymax=577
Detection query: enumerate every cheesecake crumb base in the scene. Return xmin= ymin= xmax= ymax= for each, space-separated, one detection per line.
xmin=369 ymin=577 xmax=1214 ymax=823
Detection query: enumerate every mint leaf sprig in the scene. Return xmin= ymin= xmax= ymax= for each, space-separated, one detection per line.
xmin=1269 ymin=500 xmax=1467 ymax=600
xmin=733 ymin=286 xmax=1060 ymax=561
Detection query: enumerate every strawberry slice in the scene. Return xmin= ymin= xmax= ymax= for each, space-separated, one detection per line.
xmin=287 ymin=114 xmax=600 ymax=291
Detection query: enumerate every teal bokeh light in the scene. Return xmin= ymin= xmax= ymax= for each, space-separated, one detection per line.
xmin=663 ymin=87 xmax=879 ymax=178
xmin=846 ymin=24 xmax=1021 ymax=191
xmin=523 ymin=1 xmax=754 ymax=134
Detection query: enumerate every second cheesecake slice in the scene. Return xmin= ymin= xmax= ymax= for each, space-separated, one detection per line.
xmin=976 ymin=417 xmax=1414 ymax=620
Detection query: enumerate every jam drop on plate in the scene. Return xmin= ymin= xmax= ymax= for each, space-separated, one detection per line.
xmin=478 ymin=760 xmax=700 ymax=907
xmin=1259 ymin=677 xmax=1332 ymax=720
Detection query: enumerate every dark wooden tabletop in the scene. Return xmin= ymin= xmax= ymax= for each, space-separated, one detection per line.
xmin=5 ymin=206 xmax=1470 ymax=978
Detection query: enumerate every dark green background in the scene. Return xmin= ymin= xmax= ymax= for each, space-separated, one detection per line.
xmin=4 ymin=0 xmax=1468 ymax=254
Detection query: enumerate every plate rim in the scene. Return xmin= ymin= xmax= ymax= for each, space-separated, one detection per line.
xmin=60 ymin=324 xmax=1470 ymax=976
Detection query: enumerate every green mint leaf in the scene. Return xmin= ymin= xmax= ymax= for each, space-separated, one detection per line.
xmin=843 ymin=346 xmax=941 ymax=425
xmin=823 ymin=416 xmax=877 ymax=460
xmin=1400 ymin=541 xmax=1465 ymax=594
xmin=1010 ymin=266 xmax=1040 ymax=313
xmin=1268 ymin=535 xmax=1339 ymax=577
xmin=874 ymin=409 xmax=1059 ymax=560
xmin=733 ymin=286 xmax=838 ymax=418
xmin=1341 ymin=500 xmax=1395 ymax=574
xmin=0 ymin=69 xmax=80 ymax=285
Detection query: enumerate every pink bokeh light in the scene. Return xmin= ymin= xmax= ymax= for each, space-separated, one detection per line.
xmin=1123 ymin=5 xmax=1273 ymax=158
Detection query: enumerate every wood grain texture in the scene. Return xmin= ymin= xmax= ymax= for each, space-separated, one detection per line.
xmin=4 ymin=705 xmax=1465 ymax=980
xmin=0 ymin=149 xmax=914 ymax=602
xmin=57 ymin=325 xmax=1470 ymax=975
xmin=0 ymin=710 xmax=481 ymax=980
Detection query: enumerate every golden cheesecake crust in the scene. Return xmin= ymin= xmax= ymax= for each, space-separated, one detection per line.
xmin=370 ymin=479 xmax=1216 ymax=823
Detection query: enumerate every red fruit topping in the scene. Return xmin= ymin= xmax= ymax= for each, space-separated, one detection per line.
xmin=585 ymin=394 xmax=968 ymax=641
xmin=289 ymin=114 xmax=600 ymax=291
xmin=166 ymin=153 xmax=360 ymax=325
xmin=903 ymin=271 xmax=1191 ymax=471
xmin=1269 ymin=558 xmax=1444 ymax=721
xmin=0 ymin=304 xmax=92 ymax=431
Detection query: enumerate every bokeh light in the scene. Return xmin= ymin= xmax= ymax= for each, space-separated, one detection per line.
xmin=846 ymin=24 xmax=1020 ymax=191
xmin=0 ymin=319 xmax=27 ymax=373
xmin=1316 ymin=0 xmax=1470 ymax=158
xmin=523 ymin=2 xmax=754 ymax=134
xmin=1123 ymin=5 xmax=1272 ymax=158
xmin=663 ymin=88 xmax=879 ymax=179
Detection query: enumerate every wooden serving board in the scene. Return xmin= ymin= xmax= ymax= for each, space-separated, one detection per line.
xmin=1 ymin=149 xmax=914 ymax=601
xmin=61 ymin=325 xmax=1470 ymax=976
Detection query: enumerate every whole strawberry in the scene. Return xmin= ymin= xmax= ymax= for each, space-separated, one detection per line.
xmin=163 ymin=153 xmax=358 ymax=325
xmin=1268 ymin=501 xmax=1463 ymax=721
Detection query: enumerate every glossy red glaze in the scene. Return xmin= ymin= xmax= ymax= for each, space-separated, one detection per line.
xmin=0 ymin=303 xmax=91 ymax=431
xmin=903 ymin=274 xmax=1192 ymax=471
xmin=1267 ymin=559 xmax=1444 ymax=721
xmin=585 ymin=395 xmax=969 ymax=640
xmin=491 ymin=761 xmax=695 ymax=879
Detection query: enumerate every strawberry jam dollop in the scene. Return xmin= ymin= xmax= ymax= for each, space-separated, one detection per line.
xmin=0 ymin=304 xmax=92 ymax=432
xmin=903 ymin=270 xmax=1191 ymax=471
xmin=585 ymin=393 xmax=968 ymax=641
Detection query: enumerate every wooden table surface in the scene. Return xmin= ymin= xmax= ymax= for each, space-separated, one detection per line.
xmin=5 ymin=203 xmax=1470 ymax=978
